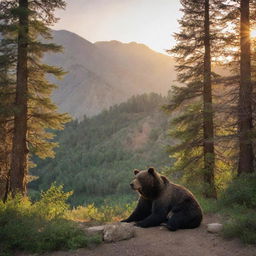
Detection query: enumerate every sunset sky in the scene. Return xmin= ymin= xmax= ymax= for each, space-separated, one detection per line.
xmin=53 ymin=0 xmax=182 ymax=54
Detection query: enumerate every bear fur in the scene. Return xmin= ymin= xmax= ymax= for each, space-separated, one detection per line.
xmin=121 ymin=167 xmax=203 ymax=231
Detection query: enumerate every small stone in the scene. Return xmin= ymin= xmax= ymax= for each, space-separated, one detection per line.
xmin=103 ymin=222 xmax=135 ymax=242
xmin=207 ymin=223 xmax=223 ymax=233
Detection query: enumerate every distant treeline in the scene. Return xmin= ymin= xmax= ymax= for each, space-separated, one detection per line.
xmin=30 ymin=93 xmax=172 ymax=206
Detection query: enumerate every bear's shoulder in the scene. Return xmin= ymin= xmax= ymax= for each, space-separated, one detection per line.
xmin=164 ymin=181 xmax=196 ymax=200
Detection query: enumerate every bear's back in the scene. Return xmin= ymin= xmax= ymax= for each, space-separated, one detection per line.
xmin=162 ymin=181 xmax=202 ymax=214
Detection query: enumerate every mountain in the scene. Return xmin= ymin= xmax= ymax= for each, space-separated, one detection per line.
xmin=45 ymin=30 xmax=176 ymax=120
xmin=30 ymin=93 xmax=173 ymax=206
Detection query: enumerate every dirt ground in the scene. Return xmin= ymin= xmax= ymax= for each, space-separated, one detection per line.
xmin=21 ymin=215 xmax=256 ymax=256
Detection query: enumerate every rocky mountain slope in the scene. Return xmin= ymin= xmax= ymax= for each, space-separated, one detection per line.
xmin=45 ymin=30 xmax=176 ymax=120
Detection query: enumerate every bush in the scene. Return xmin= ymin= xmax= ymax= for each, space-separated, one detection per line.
xmin=219 ymin=173 xmax=256 ymax=209
xmin=218 ymin=174 xmax=256 ymax=244
xmin=0 ymin=184 xmax=101 ymax=255
xmin=68 ymin=201 xmax=136 ymax=224
xmin=196 ymin=196 xmax=218 ymax=214
xmin=222 ymin=210 xmax=256 ymax=244
xmin=33 ymin=183 xmax=73 ymax=219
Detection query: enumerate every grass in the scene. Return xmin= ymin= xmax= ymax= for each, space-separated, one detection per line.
xmin=196 ymin=196 xmax=219 ymax=214
xmin=221 ymin=208 xmax=256 ymax=244
xmin=0 ymin=185 xmax=136 ymax=255
xmin=68 ymin=201 xmax=136 ymax=224
xmin=217 ymin=173 xmax=256 ymax=245
xmin=0 ymin=185 xmax=101 ymax=256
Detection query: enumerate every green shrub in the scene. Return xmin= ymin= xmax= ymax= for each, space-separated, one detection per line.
xmin=33 ymin=183 xmax=73 ymax=219
xmin=218 ymin=174 xmax=256 ymax=244
xmin=196 ymin=196 xmax=218 ymax=214
xmin=68 ymin=201 xmax=136 ymax=224
xmin=0 ymin=184 xmax=101 ymax=255
xmin=222 ymin=210 xmax=256 ymax=244
xmin=219 ymin=173 xmax=256 ymax=209
xmin=36 ymin=219 xmax=101 ymax=251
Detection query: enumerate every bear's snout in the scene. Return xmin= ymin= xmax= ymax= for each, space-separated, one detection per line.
xmin=130 ymin=179 xmax=141 ymax=190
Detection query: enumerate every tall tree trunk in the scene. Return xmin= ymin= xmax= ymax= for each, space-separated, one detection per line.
xmin=10 ymin=0 xmax=29 ymax=196
xmin=203 ymin=0 xmax=217 ymax=198
xmin=0 ymin=62 xmax=11 ymax=201
xmin=238 ymin=0 xmax=254 ymax=175
xmin=0 ymin=122 xmax=10 ymax=201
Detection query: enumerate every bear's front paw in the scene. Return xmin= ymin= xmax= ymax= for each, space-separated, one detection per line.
xmin=135 ymin=221 xmax=148 ymax=228
xmin=120 ymin=219 xmax=132 ymax=223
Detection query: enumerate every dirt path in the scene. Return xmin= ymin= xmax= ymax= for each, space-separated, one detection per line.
xmin=25 ymin=215 xmax=256 ymax=256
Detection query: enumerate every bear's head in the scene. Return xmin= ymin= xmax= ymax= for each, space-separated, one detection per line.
xmin=130 ymin=167 xmax=169 ymax=199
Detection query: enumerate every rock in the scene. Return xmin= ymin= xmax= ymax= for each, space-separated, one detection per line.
xmin=86 ymin=225 xmax=105 ymax=237
xmin=103 ymin=222 xmax=135 ymax=242
xmin=207 ymin=223 xmax=223 ymax=233
xmin=84 ymin=222 xmax=135 ymax=242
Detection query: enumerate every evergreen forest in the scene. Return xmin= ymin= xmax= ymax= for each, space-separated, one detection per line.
xmin=1 ymin=0 xmax=256 ymax=254
xmin=29 ymin=93 xmax=172 ymax=206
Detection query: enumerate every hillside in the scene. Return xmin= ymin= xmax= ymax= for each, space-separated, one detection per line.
xmin=44 ymin=30 xmax=176 ymax=119
xmin=29 ymin=93 xmax=173 ymax=206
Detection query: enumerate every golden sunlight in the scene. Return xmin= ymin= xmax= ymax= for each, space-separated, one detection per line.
xmin=251 ymin=29 xmax=256 ymax=38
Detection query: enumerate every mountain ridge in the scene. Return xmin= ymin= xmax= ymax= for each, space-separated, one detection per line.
xmin=45 ymin=30 xmax=176 ymax=120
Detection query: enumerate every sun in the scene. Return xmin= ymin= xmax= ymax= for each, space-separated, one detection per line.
xmin=251 ymin=29 xmax=256 ymax=38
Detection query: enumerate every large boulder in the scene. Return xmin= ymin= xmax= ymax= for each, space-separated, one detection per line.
xmin=103 ymin=222 xmax=135 ymax=242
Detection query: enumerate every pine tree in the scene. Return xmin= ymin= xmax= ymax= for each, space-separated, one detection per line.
xmin=0 ymin=0 xmax=69 ymax=196
xmin=0 ymin=7 xmax=17 ymax=200
xmin=214 ymin=0 xmax=256 ymax=175
xmin=238 ymin=0 xmax=254 ymax=174
xmin=203 ymin=0 xmax=216 ymax=196
xmin=10 ymin=0 xmax=30 ymax=195
xmin=166 ymin=0 xmax=219 ymax=198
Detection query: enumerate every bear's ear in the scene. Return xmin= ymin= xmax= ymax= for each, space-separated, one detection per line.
xmin=148 ymin=167 xmax=156 ymax=176
xmin=134 ymin=169 xmax=140 ymax=175
xmin=161 ymin=175 xmax=169 ymax=184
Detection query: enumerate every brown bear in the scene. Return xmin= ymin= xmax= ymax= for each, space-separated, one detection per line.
xmin=121 ymin=167 xmax=203 ymax=231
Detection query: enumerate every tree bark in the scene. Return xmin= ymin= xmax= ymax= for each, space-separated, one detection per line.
xmin=10 ymin=0 xmax=29 ymax=196
xmin=0 ymin=122 xmax=10 ymax=201
xmin=238 ymin=0 xmax=254 ymax=175
xmin=203 ymin=0 xmax=217 ymax=198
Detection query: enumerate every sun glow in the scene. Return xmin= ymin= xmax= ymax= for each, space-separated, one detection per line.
xmin=251 ymin=29 xmax=256 ymax=38
xmin=54 ymin=0 xmax=182 ymax=54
